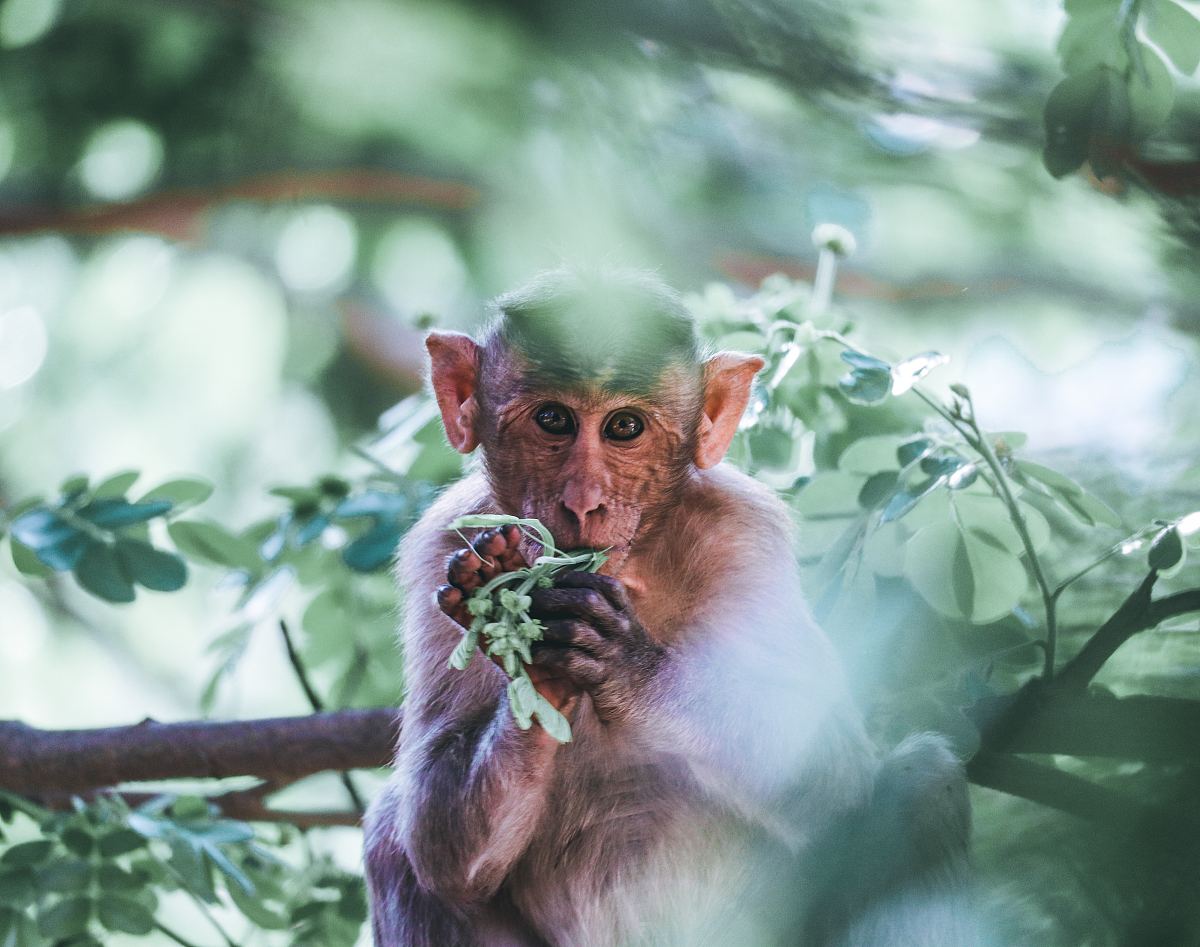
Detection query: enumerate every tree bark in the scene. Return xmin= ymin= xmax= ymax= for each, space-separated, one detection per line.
xmin=0 ymin=708 xmax=400 ymax=794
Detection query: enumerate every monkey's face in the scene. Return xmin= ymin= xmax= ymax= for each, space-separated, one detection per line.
xmin=479 ymin=373 xmax=700 ymax=572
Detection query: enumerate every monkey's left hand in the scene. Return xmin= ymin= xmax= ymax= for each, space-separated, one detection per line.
xmin=527 ymin=572 xmax=665 ymax=723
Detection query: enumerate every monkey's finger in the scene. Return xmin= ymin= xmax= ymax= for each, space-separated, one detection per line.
xmin=436 ymin=584 xmax=463 ymax=611
xmin=501 ymin=524 xmax=523 ymax=549
xmin=530 ymin=646 xmax=604 ymax=687
xmin=474 ymin=527 xmax=507 ymax=561
xmin=528 ymin=588 xmax=619 ymax=632
xmin=555 ymin=571 xmax=632 ymax=612
xmin=539 ymin=619 xmax=606 ymax=655
xmin=447 ymin=548 xmax=485 ymax=590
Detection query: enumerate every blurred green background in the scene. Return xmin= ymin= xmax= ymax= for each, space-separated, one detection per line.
xmin=2 ymin=0 xmax=1200 ymax=944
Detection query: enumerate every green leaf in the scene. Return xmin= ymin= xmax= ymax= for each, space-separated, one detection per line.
xmin=1058 ymin=6 xmax=1124 ymax=74
xmin=1149 ymin=526 xmax=1184 ymax=570
xmin=897 ymin=438 xmax=934 ymax=468
xmin=838 ymin=435 xmax=906 ymax=474
xmin=0 ymin=868 xmax=34 ymax=906
xmin=113 ymin=539 xmax=187 ymax=592
xmin=858 ymin=471 xmax=899 ymax=509
xmin=76 ymin=498 xmax=172 ymax=529
xmin=59 ymin=475 xmax=89 ymax=498
xmin=92 ymin=471 xmax=140 ymax=499
xmin=167 ymin=520 xmax=261 ymax=572
xmin=38 ymin=858 xmax=92 ymax=892
xmin=227 ymin=877 xmax=289 ymax=929
xmin=335 ymin=491 xmax=408 ymax=519
xmin=890 ymin=350 xmax=948 ymax=395
xmin=1 ymin=841 xmax=53 ymax=867
xmin=1042 ymin=66 xmax=1130 ymax=178
xmin=533 ymin=694 xmax=572 ymax=743
xmin=904 ymin=521 xmax=1028 ymax=623
xmin=10 ymin=537 xmax=53 ymax=577
xmin=96 ymin=864 xmax=146 ymax=892
xmin=342 ymin=520 xmax=402 ymax=573
xmin=60 ymin=828 xmax=94 ymax=858
xmin=97 ymin=896 xmax=154 ymax=935
xmin=137 ymin=478 xmax=214 ymax=511
xmin=448 ymin=627 xmax=479 ymax=671
xmin=1016 ymin=461 xmax=1120 ymax=527
xmin=792 ymin=472 xmax=866 ymax=518
xmin=507 ymin=675 xmax=537 ymax=729
xmin=1129 ymin=43 xmax=1176 ymax=138
xmin=37 ymin=896 xmax=91 ymax=940
xmin=837 ymin=352 xmax=893 ymax=405
xmin=1144 ymin=0 xmax=1200 ymax=73
xmin=73 ymin=543 xmax=136 ymax=603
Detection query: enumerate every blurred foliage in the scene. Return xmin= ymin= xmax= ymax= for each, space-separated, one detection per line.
xmin=1 ymin=0 xmax=1200 ymax=943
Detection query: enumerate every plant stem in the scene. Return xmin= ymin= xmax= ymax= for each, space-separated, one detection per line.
xmin=155 ymin=922 xmax=204 ymax=947
xmin=913 ymin=386 xmax=1060 ymax=678
xmin=278 ymin=620 xmax=365 ymax=815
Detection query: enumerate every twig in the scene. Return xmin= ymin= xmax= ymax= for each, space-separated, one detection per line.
xmin=278 ymin=621 xmax=366 ymax=815
xmin=155 ymin=922 xmax=204 ymax=947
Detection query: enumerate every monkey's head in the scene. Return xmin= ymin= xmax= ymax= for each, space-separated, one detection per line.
xmin=427 ymin=268 xmax=763 ymax=571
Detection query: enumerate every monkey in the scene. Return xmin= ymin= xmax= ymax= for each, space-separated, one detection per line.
xmin=363 ymin=267 xmax=975 ymax=946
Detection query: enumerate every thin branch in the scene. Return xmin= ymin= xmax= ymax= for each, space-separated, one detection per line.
xmin=967 ymin=750 xmax=1152 ymax=825
xmin=1056 ymin=572 xmax=1160 ymax=690
xmin=0 ymin=709 xmax=399 ymax=794
xmin=278 ymin=620 xmax=366 ymax=815
xmin=155 ymin=922 xmax=204 ymax=947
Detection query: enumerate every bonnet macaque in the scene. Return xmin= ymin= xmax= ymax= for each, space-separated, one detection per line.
xmin=364 ymin=268 xmax=974 ymax=945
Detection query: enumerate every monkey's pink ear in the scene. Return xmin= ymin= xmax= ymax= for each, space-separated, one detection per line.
xmin=695 ymin=352 xmax=766 ymax=469
xmin=427 ymin=331 xmax=480 ymax=454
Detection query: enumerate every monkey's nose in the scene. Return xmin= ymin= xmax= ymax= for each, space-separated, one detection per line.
xmin=561 ymin=480 xmax=605 ymax=530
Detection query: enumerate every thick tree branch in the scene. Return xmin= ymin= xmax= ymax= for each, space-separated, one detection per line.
xmin=1056 ymin=572 xmax=1161 ymax=690
xmin=0 ymin=709 xmax=400 ymax=795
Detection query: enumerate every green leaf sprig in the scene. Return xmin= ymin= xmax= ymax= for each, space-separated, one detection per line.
xmin=444 ymin=514 xmax=608 ymax=743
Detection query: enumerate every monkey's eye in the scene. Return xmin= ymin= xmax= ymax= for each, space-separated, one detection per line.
xmin=603 ymin=410 xmax=645 ymax=441
xmin=534 ymin=403 xmax=575 ymax=436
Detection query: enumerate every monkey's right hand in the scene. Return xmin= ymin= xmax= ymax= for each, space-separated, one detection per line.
xmin=434 ymin=525 xmax=582 ymax=714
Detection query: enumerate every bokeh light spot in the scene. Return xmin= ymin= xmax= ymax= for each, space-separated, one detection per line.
xmin=372 ymin=217 xmax=467 ymax=316
xmin=0 ymin=0 xmax=60 ymax=48
xmin=0 ymin=304 xmax=48 ymax=388
xmin=275 ymin=205 xmax=357 ymax=294
xmin=79 ymin=120 xmax=163 ymax=201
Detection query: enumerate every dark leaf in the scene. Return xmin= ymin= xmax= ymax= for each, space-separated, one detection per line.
xmin=295 ymin=513 xmax=330 ymax=548
xmin=858 ymin=471 xmax=899 ymax=509
xmin=97 ymin=896 xmax=154 ymax=935
xmin=76 ymin=499 xmax=172 ymax=529
xmin=114 ymin=539 xmax=187 ymax=592
xmin=60 ymin=828 xmax=94 ymax=858
xmin=334 ymin=491 xmax=408 ymax=519
xmin=38 ymin=858 xmax=92 ymax=892
xmin=1149 ymin=527 xmax=1184 ymax=571
xmin=897 ymin=438 xmax=933 ymax=467
xmin=1 ymin=841 xmax=53 ymax=867
xmin=35 ymin=533 xmax=91 ymax=572
xmin=342 ymin=520 xmax=403 ymax=572
xmin=73 ymin=544 xmax=136 ymax=604
xmin=97 ymin=829 xmax=145 ymax=858
xmin=0 ymin=868 xmax=34 ymax=906
xmin=37 ymin=896 xmax=91 ymax=940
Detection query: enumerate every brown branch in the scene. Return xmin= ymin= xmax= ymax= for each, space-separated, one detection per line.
xmin=0 ymin=708 xmax=400 ymax=795
xmin=0 ymin=169 xmax=480 ymax=240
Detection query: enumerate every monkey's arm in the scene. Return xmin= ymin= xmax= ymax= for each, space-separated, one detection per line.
xmin=388 ymin=667 xmax=560 ymax=905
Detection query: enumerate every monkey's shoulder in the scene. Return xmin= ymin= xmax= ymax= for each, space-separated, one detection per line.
xmin=678 ymin=463 xmax=796 ymax=550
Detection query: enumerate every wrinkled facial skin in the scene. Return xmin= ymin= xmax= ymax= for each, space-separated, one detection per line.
xmin=477 ymin=356 xmax=702 ymax=571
